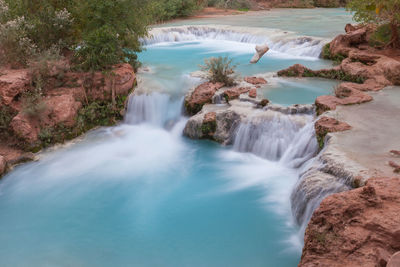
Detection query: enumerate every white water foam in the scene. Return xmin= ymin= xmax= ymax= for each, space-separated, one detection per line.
xmin=143 ymin=25 xmax=327 ymax=59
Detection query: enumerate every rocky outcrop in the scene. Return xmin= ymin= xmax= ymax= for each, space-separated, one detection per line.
xmin=244 ymin=76 xmax=267 ymax=85
xmin=183 ymin=104 xmax=241 ymax=144
xmin=314 ymin=116 xmax=351 ymax=149
xmin=0 ymin=63 xmax=136 ymax=177
xmin=278 ymin=25 xmax=400 ymax=115
xmin=224 ymin=87 xmax=252 ymax=100
xmin=0 ymin=69 xmax=31 ymax=109
xmin=250 ymin=44 xmax=269 ymax=63
xmin=184 ymin=82 xmax=224 ymax=115
xmin=249 ymin=88 xmax=257 ymax=98
xmin=315 ymin=83 xmax=373 ymax=115
xmin=299 ymin=177 xmax=400 ymax=267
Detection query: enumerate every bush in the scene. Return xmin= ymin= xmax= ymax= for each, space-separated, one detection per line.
xmin=21 ymin=89 xmax=47 ymax=118
xmin=0 ymin=16 xmax=37 ymax=67
xmin=207 ymin=0 xmax=251 ymax=9
xmin=368 ymin=24 xmax=400 ymax=48
xmin=200 ymin=56 xmax=237 ymax=86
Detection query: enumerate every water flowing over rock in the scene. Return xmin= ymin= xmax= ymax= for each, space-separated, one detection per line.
xmin=125 ymin=93 xmax=183 ymax=127
xmin=144 ymin=25 xmax=327 ymax=58
xmin=299 ymin=177 xmax=400 ymax=267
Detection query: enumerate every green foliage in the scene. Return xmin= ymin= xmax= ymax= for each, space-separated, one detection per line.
xmin=150 ymin=0 xmax=200 ymax=21
xmin=207 ymin=0 xmax=251 ymax=10
xmin=0 ymin=0 xmax=151 ymax=70
xmin=369 ymin=23 xmax=400 ymax=47
xmin=321 ymin=43 xmax=346 ymax=64
xmin=76 ymin=97 xmax=125 ymax=132
xmin=201 ymin=120 xmax=217 ymax=136
xmin=0 ymin=16 xmax=37 ymax=67
xmin=21 ymin=89 xmax=47 ymax=118
xmin=200 ymin=56 xmax=237 ymax=86
xmin=74 ymin=25 xmax=122 ymax=71
xmin=347 ymin=0 xmax=400 ymax=47
xmin=0 ymin=104 xmax=16 ymax=130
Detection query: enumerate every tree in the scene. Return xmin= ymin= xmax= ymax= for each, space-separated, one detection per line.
xmin=347 ymin=0 xmax=400 ymax=48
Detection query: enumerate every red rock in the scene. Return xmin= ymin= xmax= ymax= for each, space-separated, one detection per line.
xmin=388 ymin=251 xmax=400 ymax=267
xmin=203 ymin=111 xmax=216 ymax=123
xmin=0 ymin=155 xmax=6 ymax=176
xmin=277 ymin=64 xmax=310 ymax=77
xmin=315 ymin=95 xmax=341 ymax=114
xmin=300 ymin=177 xmax=400 ymax=267
xmin=330 ymin=28 xmax=367 ymax=56
xmin=10 ymin=113 xmax=40 ymax=143
xmin=223 ymin=87 xmax=251 ymax=100
xmin=185 ymin=82 xmax=224 ymax=115
xmin=389 ymin=161 xmax=400 ymax=173
xmin=315 ymin=83 xmax=373 ymax=114
xmin=0 ymin=69 xmax=31 ymax=108
xmin=345 ymin=23 xmax=356 ymax=33
xmin=314 ymin=117 xmax=351 ymax=137
xmin=244 ymin=76 xmax=267 ymax=85
xmin=44 ymin=94 xmax=82 ymax=127
xmin=390 ymin=150 xmax=400 ymax=156
xmin=249 ymin=88 xmax=257 ymax=98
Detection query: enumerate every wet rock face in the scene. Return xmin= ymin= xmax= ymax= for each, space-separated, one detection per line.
xmin=299 ymin=177 xmax=400 ymax=267
xmin=314 ymin=116 xmax=351 ymax=148
xmin=184 ymin=82 xmax=224 ymax=115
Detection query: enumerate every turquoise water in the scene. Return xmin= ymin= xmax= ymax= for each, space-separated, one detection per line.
xmin=0 ymin=9 xmax=350 ymax=267
xmin=162 ymin=8 xmax=353 ymax=38
xmin=138 ymin=41 xmax=338 ymax=106
xmin=0 ymin=124 xmax=300 ymax=266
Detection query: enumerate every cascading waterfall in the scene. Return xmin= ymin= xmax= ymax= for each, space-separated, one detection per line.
xmin=125 ymin=92 xmax=184 ymax=128
xmin=233 ymin=112 xmax=318 ymax=166
xmin=143 ymin=25 xmax=327 ymax=58
xmin=232 ymin=111 xmax=323 ymax=236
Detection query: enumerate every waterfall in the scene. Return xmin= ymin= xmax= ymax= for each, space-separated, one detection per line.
xmin=233 ymin=112 xmax=318 ymax=165
xmin=125 ymin=92 xmax=184 ymax=127
xmin=143 ymin=25 xmax=327 ymax=58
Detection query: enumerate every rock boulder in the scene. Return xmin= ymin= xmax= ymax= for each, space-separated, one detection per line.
xmin=300 ymin=177 xmax=400 ymax=267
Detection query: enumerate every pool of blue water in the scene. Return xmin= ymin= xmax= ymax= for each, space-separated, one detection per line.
xmin=0 ymin=125 xmax=300 ymax=266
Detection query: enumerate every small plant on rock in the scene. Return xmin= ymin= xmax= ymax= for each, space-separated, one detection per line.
xmin=21 ymin=88 xmax=47 ymax=118
xmin=200 ymin=56 xmax=237 ymax=86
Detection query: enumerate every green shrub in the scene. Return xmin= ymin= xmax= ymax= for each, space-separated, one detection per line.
xmin=368 ymin=23 xmax=400 ymax=48
xmin=0 ymin=16 xmax=37 ymax=67
xmin=200 ymin=56 xmax=237 ymax=86
xmin=207 ymin=0 xmax=251 ymax=9
xmin=21 ymin=89 xmax=47 ymax=118
xmin=0 ymin=104 xmax=16 ymax=130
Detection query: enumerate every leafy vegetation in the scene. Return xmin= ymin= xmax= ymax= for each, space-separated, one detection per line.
xmin=321 ymin=43 xmax=346 ymax=64
xmin=200 ymin=56 xmax=237 ymax=86
xmin=347 ymin=0 xmax=400 ymax=48
xmin=0 ymin=0 xmax=153 ymax=71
